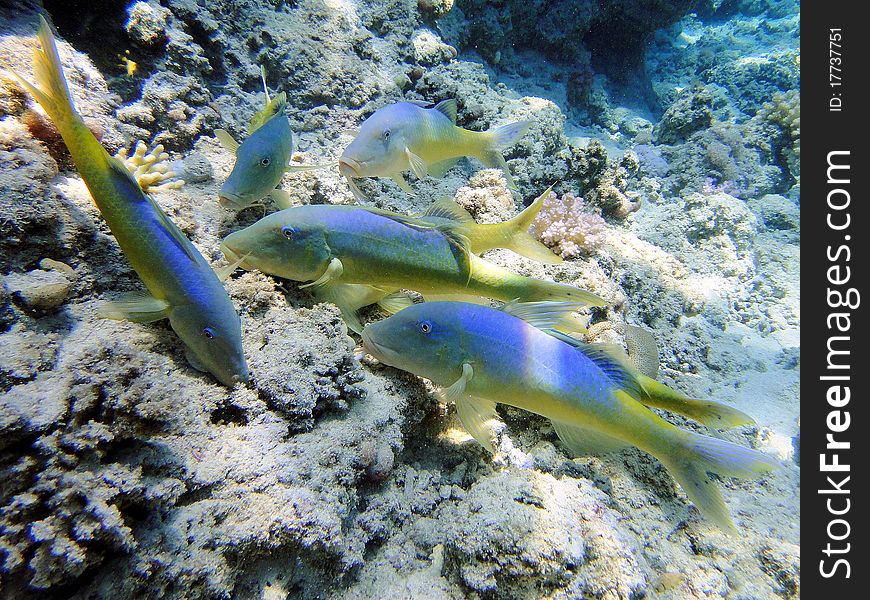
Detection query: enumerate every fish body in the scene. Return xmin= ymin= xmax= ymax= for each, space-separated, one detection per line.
xmin=339 ymin=100 xmax=530 ymax=199
xmin=218 ymin=104 xmax=295 ymax=210
xmin=12 ymin=17 xmax=247 ymax=386
xmin=220 ymin=201 xmax=601 ymax=332
xmin=217 ymin=67 xmax=323 ymax=211
xmin=361 ymin=301 xmax=778 ymax=532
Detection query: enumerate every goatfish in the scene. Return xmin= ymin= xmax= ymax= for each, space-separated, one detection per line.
xmin=360 ymin=301 xmax=778 ymax=533
xmin=220 ymin=192 xmax=602 ymax=333
xmin=216 ymin=66 xmax=324 ymax=211
xmin=339 ymin=99 xmax=531 ymax=200
xmin=10 ymin=17 xmax=248 ymax=386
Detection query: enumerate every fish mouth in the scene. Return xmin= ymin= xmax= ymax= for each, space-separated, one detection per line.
xmin=360 ymin=326 xmax=399 ymax=365
xmin=338 ymin=156 xmax=361 ymax=178
xmin=216 ymin=363 xmax=249 ymax=387
xmin=218 ymin=190 xmax=245 ymax=210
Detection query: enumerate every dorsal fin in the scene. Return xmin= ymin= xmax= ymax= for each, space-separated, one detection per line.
xmin=432 ymin=99 xmax=457 ymax=123
xmin=500 ymin=300 xmax=588 ymax=331
xmin=107 ymin=157 xmax=199 ymax=264
xmin=363 ymin=207 xmax=472 ymax=256
xmin=624 ymin=324 xmax=660 ymax=379
xmin=420 ymin=198 xmax=475 ymax=224
xmin=248 ymin=92 xmax=287 ymax=134
xmin=542 ymin=328 xmax=644 ymax=398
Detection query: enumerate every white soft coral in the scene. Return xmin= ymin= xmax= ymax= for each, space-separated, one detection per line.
xmin=531 ymin=190 xmax=607 ymax=258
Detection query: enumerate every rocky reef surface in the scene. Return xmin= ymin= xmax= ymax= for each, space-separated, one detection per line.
xmin=1 ymin=1 xmax=799 ymax=598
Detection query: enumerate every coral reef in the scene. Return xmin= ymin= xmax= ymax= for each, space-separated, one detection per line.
xmin=452 ymin=169 xmax=516 ymax=223
xmin=115 ymin=140 xmax=184 ymax=192
xmin=531 ymin=190 xmax=607 ymax=258
xmin=752 ymin=89 xmax=800 ymax=187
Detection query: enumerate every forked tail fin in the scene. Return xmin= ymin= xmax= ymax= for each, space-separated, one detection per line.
xmin=9 ymin=16 xmax=78 ymax=127
xmin=661 ymin=431 xmax=779 ymax=533
xmin=477 ymin=120 xmax=532 ymax=190
xmin=494 ymin=184 xmax=562 ymax=263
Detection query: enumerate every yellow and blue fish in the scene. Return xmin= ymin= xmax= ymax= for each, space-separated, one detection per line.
xmin=11 ymin=17 xmax=248 ymax=386
xmin=220 ymin=192 xmax=600 ymax=332
xmin=338 ymin=99 xmax=531 ymax=200
xmin=216 ymin=66 xmax=323 ymax=211
xmin=361 ymin=300 xmax=778 ymax=533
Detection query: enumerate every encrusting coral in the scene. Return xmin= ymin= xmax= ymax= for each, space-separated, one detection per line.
xmin=115 ymin=140 xmax=184 ymax=193
xmin=531 ymin=189 xmax=607 ymax=258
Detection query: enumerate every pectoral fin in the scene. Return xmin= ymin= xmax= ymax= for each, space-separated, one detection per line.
xmin=300 ymin=257 xmax=344 ymax=289
xmin=428 ymin=157 xmax=461 ymax=178
xmin=312 ymin=282 xmax=402 ymax=333
xmin=98 ymin=291 xmax=170 ymax=323
xmin=214 ymin=129 xmax=240 ymax=153
xmin=405 ymin=147 xmax=428 ymax=179
xmin=551 ymin=420 xmax=629 ymax=456
xmin=391 ymin=173 xmax=415 ymax=194
xmin=442 ymin=363 xmax=473 ymax=403
xmin=269 ymin=188 xmax=293 ymax=209
xmin=376 ymin=292 xmax=413 ymax=314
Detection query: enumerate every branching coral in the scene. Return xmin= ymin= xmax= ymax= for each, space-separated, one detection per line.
xmin=753 ymin=89 xmax=800 ymax=180
xmin=530 ymin=190 xmax=607 ymax=258
xmin=566 ymin=142 xmax=642 ymax=219
xmin=115 ymin=140 xmax=184 ymax=193
xmin=453 ymin=169 xmax=516 ymax=224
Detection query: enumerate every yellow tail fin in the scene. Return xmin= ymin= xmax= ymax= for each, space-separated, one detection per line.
xmin=10 ymin=16 xmax=78 ymax=126
xmin=662 ymin=431 xmax=779 ymax=533
xmin=491 ymin=184 xmax=563 ymax=264
xmin=636 ymin=376 xmax=756 ymax=430
xmin=477 ymin=120 xmax=532 ymax=190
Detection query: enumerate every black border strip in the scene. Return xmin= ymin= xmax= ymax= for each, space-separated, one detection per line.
xmin=803 ymin=2 xmax=869 ymax=594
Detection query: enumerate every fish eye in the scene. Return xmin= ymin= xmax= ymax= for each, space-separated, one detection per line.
xmin=260 ymin=157 xmax=271 ymax=166
xmin=382 ymin=129 xmax=391 ymax=141
xmin=281 ymin=225 xmax=295 ymax=239
xmin=203 ymin=327 xmax=216 ymax=339
xmin=419 ymin=321 xmax=432 ymax=334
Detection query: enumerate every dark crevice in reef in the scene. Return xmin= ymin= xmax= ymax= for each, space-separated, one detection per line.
xmin=176 ymin=14 xmax=229 ymax=93
xmin=176 ymin=482 xmax=218 ymax=507
xmin=210 ymin=401 xmax=250 ymax=426
xmin=585 ymin=0 xmax=697 ymax=108
xmin=42 ymin=0 xmax=160 ymax=102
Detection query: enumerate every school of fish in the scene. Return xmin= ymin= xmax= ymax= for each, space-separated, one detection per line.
xmin=8 ymin=16 xmax=779 ymax=534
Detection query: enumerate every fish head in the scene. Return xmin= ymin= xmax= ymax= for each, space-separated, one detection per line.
xmin=219 ymin=116 xmax=294 ymax=210
xmin=339 ymin=103 xmax=418 ymax=179
xmin=361 ymin=301 xmax=466 ymax=383
xmin=220 ymin=208 xmax=332 ymax=282
xmin=170 ymin=301 xmax=248 ymax=387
